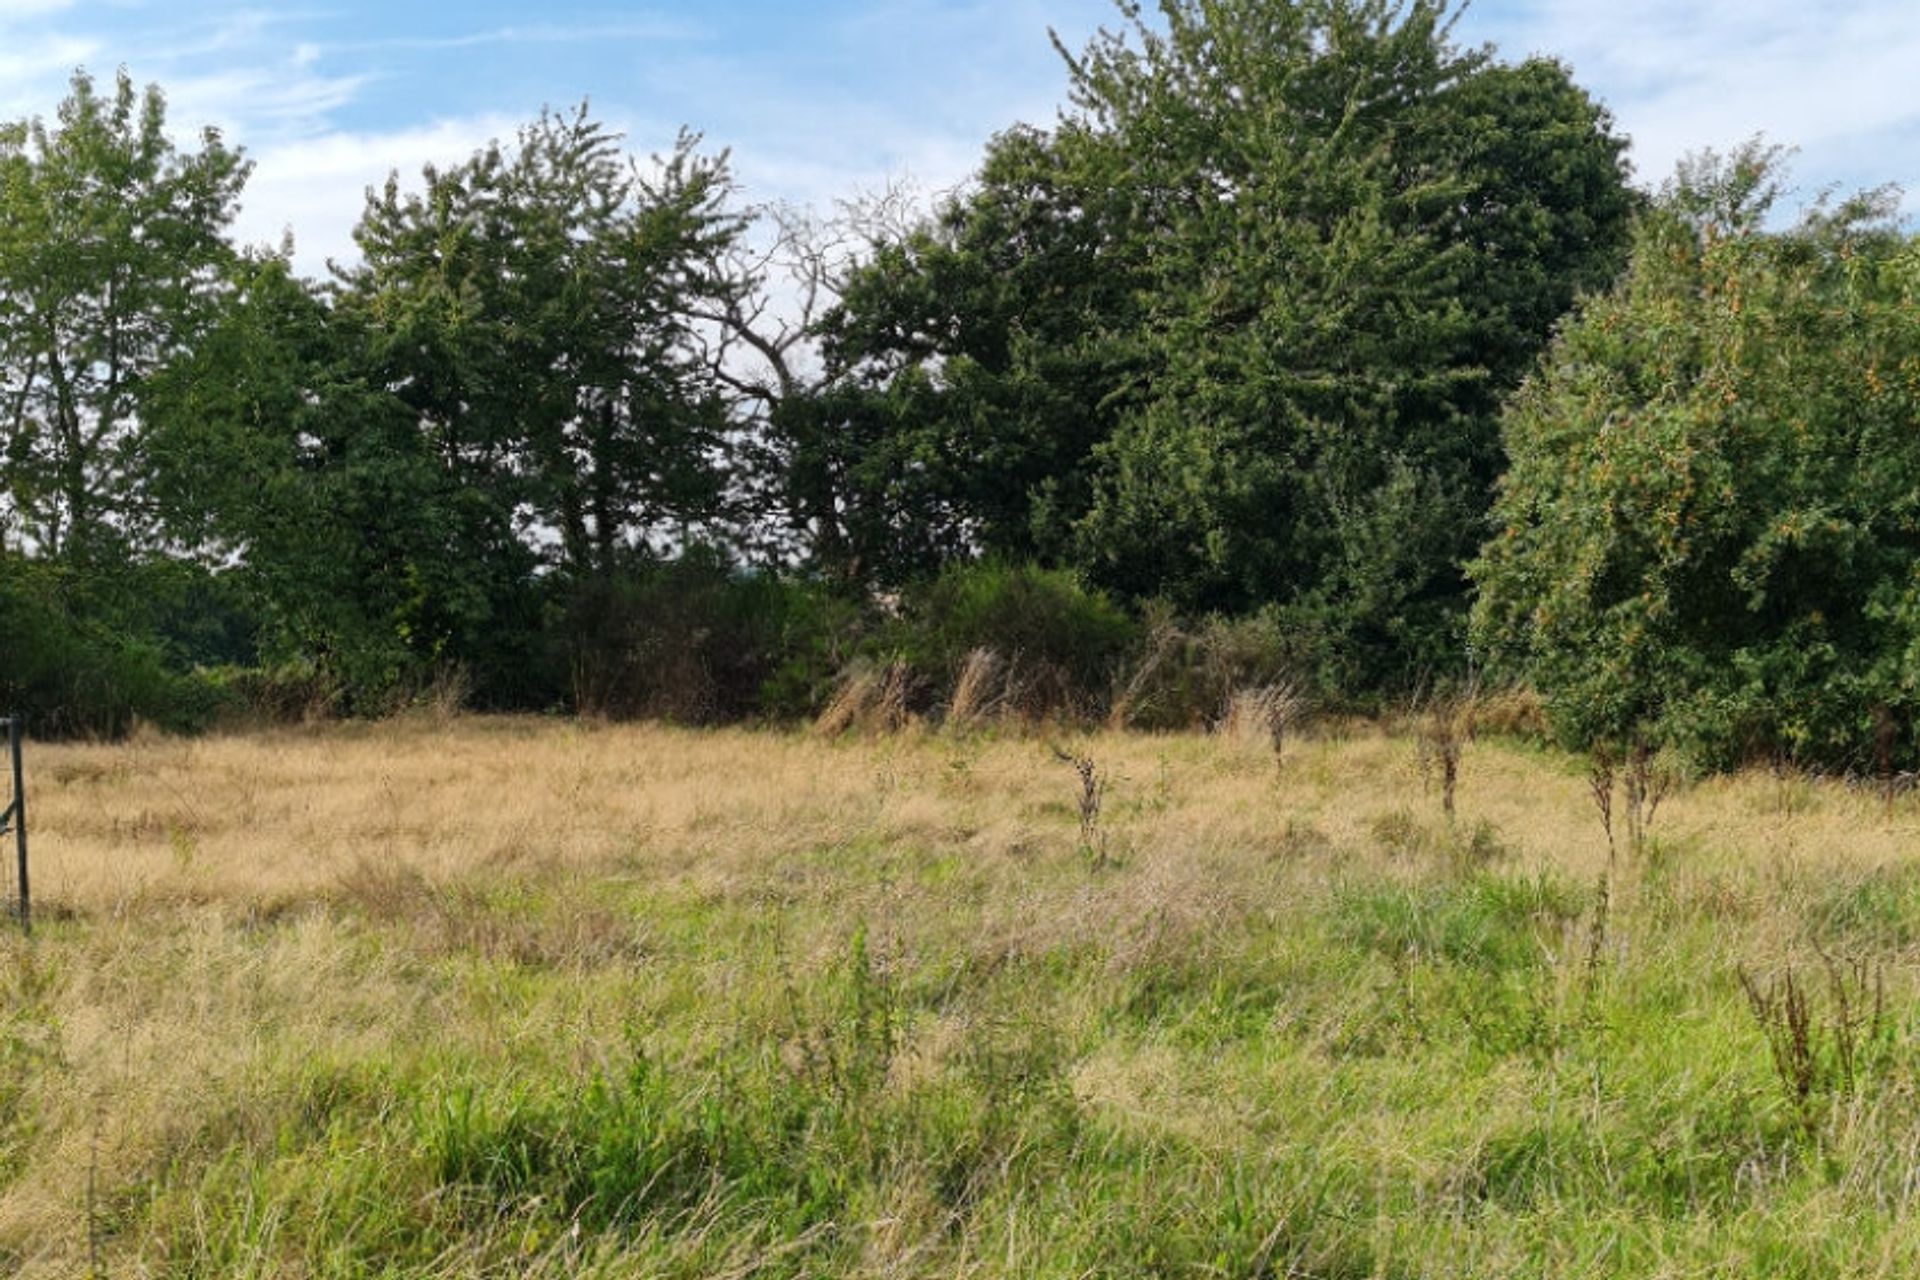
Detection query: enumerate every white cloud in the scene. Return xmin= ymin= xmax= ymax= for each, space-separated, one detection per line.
xmin=0 ymin=34 xmax=100 ymax=115
xmin=311 ymin=19 xmax=707 ymax=56
xmin=160 ymin=64 xmax=372 ymax=139
xmin=234 ymin=115 xmax=522 ymax=272
xmin=616 ymin=0 xmax=1112 ymax=212
xmin=1479 ymin=0 xmax=1920 ymax=204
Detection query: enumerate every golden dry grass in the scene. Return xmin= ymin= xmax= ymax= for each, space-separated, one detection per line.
xmin=31 ymin=716 xmax=1900 ymax=910
xmin=4 ymin=717 xmax=1920 ymax=1275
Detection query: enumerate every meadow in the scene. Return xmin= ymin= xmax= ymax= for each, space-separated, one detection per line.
xmin=2 ymin=716 xmax=1919 ymax=1277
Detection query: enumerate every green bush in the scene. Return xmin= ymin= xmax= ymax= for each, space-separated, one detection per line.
xmin=1110 ymin=604 xmax=1323 ymax=730
xmin=0 ymin=554 xmax=233 ymax=737
xmin=890 ymin=561 xmax=1137 ymax=719
xmin=556 ymin=550 xmax=863 ymax=723
xmin=1473 ymin=149 xmax=1920 ymax=769
xmin=196 ymin=662 xmax=343 ymax=726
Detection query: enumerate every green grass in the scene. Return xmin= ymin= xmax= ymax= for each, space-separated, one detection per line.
xmin=89 ymin=886 xmax=1904 ymax=1277
xmin=9 ymin=721 xmax=1920 ymax=1275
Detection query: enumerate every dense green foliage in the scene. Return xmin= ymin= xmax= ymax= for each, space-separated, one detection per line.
xmin=0 ymin=550 xmax=252 ymax=734
xmin=888 ymin=561 xmax=1139 ymax=713
xmin=0 ymin=69 xmax=249 ymax=564
xmin=146 ymin=253 xmax=484 ymax=711
xmin=1473 ymin=147 xmax=1920 ymax=768
xmin=0 ymin=554 xmax=185 ymax=735
xmin=558 ymin=550 xmax=863 ymax=721
xmin=138 ymin=109 xmax=755 ymax=713
xmin=1 ymin=5 xmax=1915 ymax=765
xmin=341 ymin=110 xmax=741 ymax=583
xmin=815 ymin=0 xmax=1638 ymax=688
xmin=0 ymin=71 xmax=255 ymax=732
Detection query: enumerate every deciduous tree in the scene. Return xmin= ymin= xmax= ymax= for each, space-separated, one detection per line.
xmin=824 ymin=0 xmax=1638 ymax=689
xmin=338 ymin=108 xmax=743 ymax=583
xmin=0 ymin=70 xmax=249 ymax=562
xmin=1471 ymin=146 xmax=1920 ymax=767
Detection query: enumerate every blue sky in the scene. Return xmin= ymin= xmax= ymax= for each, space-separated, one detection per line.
xmin=3 ymin=1 xmax=1916 ymax=274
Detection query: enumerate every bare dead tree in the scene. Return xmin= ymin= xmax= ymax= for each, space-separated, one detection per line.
xmin=687 ymin=185 xmax=924 ymax=568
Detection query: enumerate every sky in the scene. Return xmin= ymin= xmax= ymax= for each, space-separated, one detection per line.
xmin=2 ymin=0 xmax=1917 ymax=276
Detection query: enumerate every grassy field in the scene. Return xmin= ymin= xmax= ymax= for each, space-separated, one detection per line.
xmin=3 ymin=717 xmax=1920 ymax=1276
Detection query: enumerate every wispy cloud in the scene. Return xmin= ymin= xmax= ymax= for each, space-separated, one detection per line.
xmin=1476 ymin=0 xmax=1920 ymax=207
xmin=306 ymin=19 xmax=708 ymax=58
xmin=0 ymin=6 xmax=365 ymax=141
xmin=161 ymin=66 xmax=373 ymax=141
xmin=234 ymin=115 xmax=525 ymax=269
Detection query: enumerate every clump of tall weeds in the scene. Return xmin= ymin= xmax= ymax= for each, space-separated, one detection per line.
xmin=1051 ymin=745 xmax=1110 ymax=867
xmin=1415 ymin=680 xmax=1479 ymax=819
xmin=815 ymin=660 xmax=914 ymax=736
xmin=1105 ymin=608 xmax=1306 ymax=732
xmin=1589 ymin=740 xmax=1682 ymax=863
xmin=1582 ymin=740 xmax=1684 ymax=989
xmin=787 ymin=923 xmax=902 ymax=1101
xmin=1221 ymin=681 xmax=1310 ymax=772
xmin=1581 ymin=869 xmax=1613 ymax=988
xmin=942 ymin=647 xmax=1085 ymax=730
xmin=945 ymin=647 xmax=1007 ymax=729
xmin=1738 ymin=951 xmax=1896 ymax=1137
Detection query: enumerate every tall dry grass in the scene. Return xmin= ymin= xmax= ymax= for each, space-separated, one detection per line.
xmin=5 ymin=717 xmax=1920 ymax=1275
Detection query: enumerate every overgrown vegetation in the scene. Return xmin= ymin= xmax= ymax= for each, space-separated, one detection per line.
xmin=2 ymin=0 xmax=1640 ymax=740
xmin=6 ymin=719 xmax=1920 ymax=1276
xmin=13 ymin=4 xmax=1918 ymax=772
xmin=9 ymin=1 xmax=1920 ymax=1271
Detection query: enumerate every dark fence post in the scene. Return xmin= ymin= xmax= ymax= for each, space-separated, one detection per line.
xmin=3 ymin=718 xmax=24 ymax=933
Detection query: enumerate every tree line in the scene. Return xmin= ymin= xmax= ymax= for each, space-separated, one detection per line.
xmin=2 ymin=0 xmax=1915 ymax=771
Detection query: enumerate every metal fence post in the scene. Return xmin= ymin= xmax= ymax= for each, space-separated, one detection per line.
xmin=5 ymin=718 xmax=24 ymax=933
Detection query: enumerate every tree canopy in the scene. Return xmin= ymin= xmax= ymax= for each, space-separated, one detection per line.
xmin=0 ymin=69 xmax=248 ymax=564
xmin=142 ymin=110 xmax=748 ymax=709
xmin=1472 ymin=146 xmax=1920 ymax=767
xmin=816 ymin=0 xmax=1639 ymax=687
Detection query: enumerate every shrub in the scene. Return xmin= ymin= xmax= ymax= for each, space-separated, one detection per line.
xmin=556 ymin=550 xmax=862 ymax=723
xmin=892 ymin=561 xmax=1137 ymax=722
xmin=1109 ymin=605 xmax=1312 ymax=730
xmin=1473 ymin=147 xmax=1920 ymax=769
xmin=197 ymin=663 xmax=345 ymax=726
xmin=0 ymin=554 xmax=233 ymax=737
